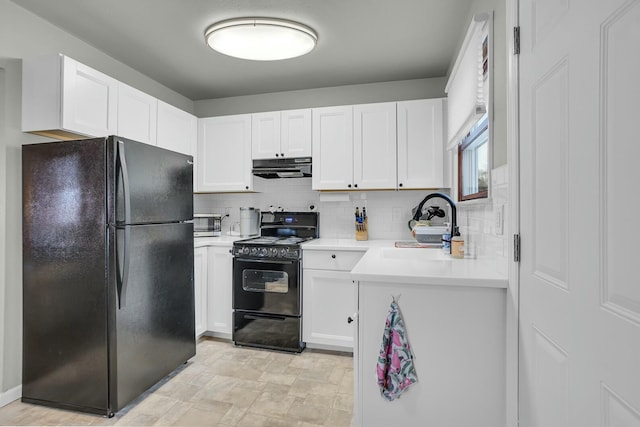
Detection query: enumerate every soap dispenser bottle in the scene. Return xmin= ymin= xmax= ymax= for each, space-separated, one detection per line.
xmin=451 ymin=227 xmax=465 ymax=259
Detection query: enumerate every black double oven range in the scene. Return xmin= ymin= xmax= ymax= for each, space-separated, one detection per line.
xmin=232 ymin=211 xmax=318 ymax=352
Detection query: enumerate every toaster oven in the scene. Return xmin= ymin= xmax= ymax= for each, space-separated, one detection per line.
xmin=194 ymin=214 xmax=222 ymax=237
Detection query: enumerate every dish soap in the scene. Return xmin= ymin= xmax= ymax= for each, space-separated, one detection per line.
xmin=451 ymin=229 xmax=465 ymax=259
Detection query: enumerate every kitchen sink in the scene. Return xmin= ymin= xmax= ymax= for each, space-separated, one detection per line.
xmin=382 ymin=247 xmax=453 ymax=261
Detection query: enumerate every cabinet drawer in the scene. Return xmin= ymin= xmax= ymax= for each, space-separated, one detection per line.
xmin=303 ymin=250 xmax=364 ymax=271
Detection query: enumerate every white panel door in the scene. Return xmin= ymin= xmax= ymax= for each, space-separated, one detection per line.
xmin=61 ymin=56 xmax=117 ymax=137
xmin=281 ymin=108 xmax=312 ymax=158
xmin=397 ymin=98 xmax=445 ymax=189
xmin=197 ymin=115 xmax=253 ymax=192
xmin=353 ymin=102 xmax=397 ymax=190
xmin=117 ymin=82 xmax=157 ymax=145
xmin=312 ymin=106 xmax=354 ymax=190
xmin=519 ymin=1 xmax=640 ymax=426
xmin=157 ymin=100 xmax=197 ymax=156
xmin=207 ymin=246 xmax=233 ymax=336
xmin=251 ymin=111 xmax=281 ymax=159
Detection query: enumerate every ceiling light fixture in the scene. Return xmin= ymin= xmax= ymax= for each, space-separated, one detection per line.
xmin=204 ymin=18 xmax=318 ymax=61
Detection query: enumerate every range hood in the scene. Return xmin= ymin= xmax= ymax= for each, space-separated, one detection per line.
xmin=252 ymin=157 xmax=312 ymax=179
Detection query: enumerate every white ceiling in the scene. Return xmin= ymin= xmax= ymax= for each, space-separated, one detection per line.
xmin=11 ymin=0 xmax=473 ymax=101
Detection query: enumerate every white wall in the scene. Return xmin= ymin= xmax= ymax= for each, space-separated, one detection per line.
xmin=195 ymin=77 xmax=447 ymax=117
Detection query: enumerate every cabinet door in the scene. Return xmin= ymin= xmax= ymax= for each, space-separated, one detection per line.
xmin=302 ymin=269 xmax=356 ymax=350
xmin=207 ymin=246 xmax=233 ymax=335
xmin=353 ymin=102 xmax=397 ymax=190
xmin=281 ymin=109 xmax=312 ymax=158
xmin=312 ymin=106 xmax=354 ymax=190
xmin=157 ymin=100 xmax=197 ymax=156
xmin=117 ymin=83 xmax=157 ymax=145
xmin=197 ymin=115 xmax=253 ymax=192
xmin=194 ymin=247 xmax=208 ymax=338
xmin=397 ymin=99 xmax=445 ymax=189
xmin=61 ymin=55 xmax=118 ymax=137
xmin=251 ymin=111 xmax=281 ymax=159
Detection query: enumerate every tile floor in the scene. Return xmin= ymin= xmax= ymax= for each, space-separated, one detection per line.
xmin=0 ymin=337 xmax=355 ymax=426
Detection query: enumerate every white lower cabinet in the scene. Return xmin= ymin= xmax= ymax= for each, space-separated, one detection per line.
xmin=206 ymin=246 xmax=233 ymax=336
xmin=302 ymin=249 xmax=364 ymax=351
xmin=193 ymin=246 xmax=208 ymax=338
xmin=355 ymin=281 xmax=505 ymax=427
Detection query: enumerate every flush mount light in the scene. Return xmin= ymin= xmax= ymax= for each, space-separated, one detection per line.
xmin=204 ymin=18 xmax=318 ymax=61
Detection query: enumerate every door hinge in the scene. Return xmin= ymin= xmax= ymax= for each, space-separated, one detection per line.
xmin=513 ymin=26 xmax=521 ymax=55
xmin=513 ymin=234 xmax=521 ymax=262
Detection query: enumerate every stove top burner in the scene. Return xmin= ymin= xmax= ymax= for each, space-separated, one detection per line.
xmin=240 ymin=236 xmax=310 ymax=245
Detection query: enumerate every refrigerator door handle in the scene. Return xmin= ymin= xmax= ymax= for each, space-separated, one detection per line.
xmin=115 ymin=226 xmax=132 ymax=309
xmin=117 ymin=140 xmax=132 ymax=224
xmin=116 ymin=140 xmax=132 ymax=308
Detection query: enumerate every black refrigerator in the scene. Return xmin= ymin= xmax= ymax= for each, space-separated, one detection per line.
xmin=22 ymin=136 xmax=195 ymax=417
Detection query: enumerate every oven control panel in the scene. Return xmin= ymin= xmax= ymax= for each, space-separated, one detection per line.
xmin=232 ymin=244 xmax=300 ymax=260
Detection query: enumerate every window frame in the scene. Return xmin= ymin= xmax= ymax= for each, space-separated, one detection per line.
xmin=458 ymin=114 xmax=489 ymax=201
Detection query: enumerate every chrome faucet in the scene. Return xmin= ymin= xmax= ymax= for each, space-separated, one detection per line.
xmin=410 ymin=192 xmax=457 ymax=253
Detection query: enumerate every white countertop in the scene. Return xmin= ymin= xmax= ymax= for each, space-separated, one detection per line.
xmin=198 ymin=236 xmax=508 ymax=289
xmin=301 ymin=238 xmax=395 ymax=251
xmin=351 ymin=246 xmax=508 ymax=288
xmin=194 ymin=236 xmax=242 ymax=248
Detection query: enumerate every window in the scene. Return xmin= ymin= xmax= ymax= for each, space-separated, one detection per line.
xmin=458 ymin=114 xmax=489 ymax=201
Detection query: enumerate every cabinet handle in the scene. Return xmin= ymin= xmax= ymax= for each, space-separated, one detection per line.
xmin=354 ymin=184 xmax=358 ymax=188
xmin=399 ymin=183 xmax=403 ymax=187
xmin=281 ymin=153 xmax=284 ymax=157
xmin=245 ymin=186 xmax=249 ymax=190
xmin=331 ymin=254 xmax=336 ymax=259
xmin=275 ymin=153 xmax=279 ymax=157
xmin=347 ymin=316 xmax=354 ymax=324
xmin=348 ymin=184 xmax=352 ymax=188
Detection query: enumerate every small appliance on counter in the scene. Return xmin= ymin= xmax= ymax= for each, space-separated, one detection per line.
xmin=412 ymin=223 xmax=448 ymax=245
xmin=194 ymin=213 xmax=222 ymax=237
xmin=239 ymin=207 xmax=260 ymax=237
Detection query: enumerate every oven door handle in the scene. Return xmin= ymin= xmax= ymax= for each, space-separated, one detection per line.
xmin=235 ymin=258 xmax=296 ymax=265
xmin=244 ymin=314 xmax=287 ymax=321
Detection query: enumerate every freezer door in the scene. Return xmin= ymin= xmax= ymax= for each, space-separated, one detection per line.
xmin=110 ymin=221 xmax=195 ymax=412
xmin=110 ymin=136 xmax=193 ymax=225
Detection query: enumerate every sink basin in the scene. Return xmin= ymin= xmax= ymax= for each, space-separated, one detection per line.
xmin=381 ymin=247 xmax=453 ymax=261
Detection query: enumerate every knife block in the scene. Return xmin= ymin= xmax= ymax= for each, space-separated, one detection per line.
xmin=355 ymin=219 xmax=368 ymax=241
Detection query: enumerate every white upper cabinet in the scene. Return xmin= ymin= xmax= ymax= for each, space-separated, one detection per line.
xmin=312 ymin=106 xmax=354 ymax=190
xmin=280 ymin=109 xmax=312 ymax=158
xmin=22 ymin=54 xmax=118 ymax=140
xmin=252 ymin=109 xmax=311 ymax=159
xmin=313 ymin=102 xmax=399 ymax=191
xmin=156 ymin=100 xmax=197 ymax=156
xmin=251 ymin=111 xmax=281 ymax=159
xmin=353 ymin=102 xmax=397 ymax=190
xmin=397 ymin=98 xmax=445 ymax=189
xmin=197 ymin=115 xmax=254 ymax=193
xmin=117 ymin=82 xmax=157 ymax=145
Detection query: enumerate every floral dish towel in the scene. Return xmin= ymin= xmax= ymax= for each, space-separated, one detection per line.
xmin=376 ymin=299 xmax=418 ymax=401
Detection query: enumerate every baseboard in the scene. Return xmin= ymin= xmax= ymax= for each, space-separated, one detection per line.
xmin=0 ymin=385 xmax=21 ymax=408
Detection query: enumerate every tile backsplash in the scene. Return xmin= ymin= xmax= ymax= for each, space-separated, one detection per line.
xmin=194 ymin=165 xmax=508 ymax=274
xmin=455 ymin=164 xmax=509 ymax=275
xmin=194 ymin=180 xmax=452 ymax=241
